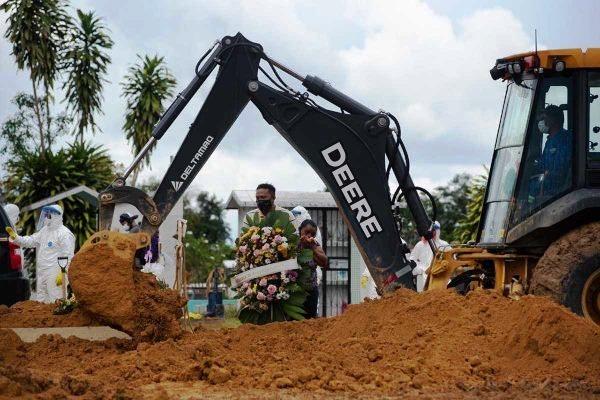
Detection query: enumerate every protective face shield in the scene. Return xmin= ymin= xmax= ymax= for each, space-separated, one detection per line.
xmin=3 ymin=204 xmax=20 ymax=226
xmin=36 ymin=204 xmax=63 ymax=231
xmin=538 ymin=119 xmax=550 ymax=134
xmin=433 ymin=220 xmax=442 ymax=240
xmin=291 ymin=206 xmax=310 ymax=221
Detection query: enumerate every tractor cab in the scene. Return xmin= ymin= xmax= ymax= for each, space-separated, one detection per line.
xmin=479 ymin=49 xmax=600 ymax=252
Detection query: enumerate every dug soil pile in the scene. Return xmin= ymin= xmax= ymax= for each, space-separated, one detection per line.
xmin=1 ymin=289 xmax=599 ymax=399
xmin=68 ymin=236 xmax=186 ymax=342
xmin=0 ymin=300 xmax=98 ymax=328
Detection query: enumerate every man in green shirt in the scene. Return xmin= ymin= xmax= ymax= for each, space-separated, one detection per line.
xmin=242 ymin=183 xmax=298 ymax=230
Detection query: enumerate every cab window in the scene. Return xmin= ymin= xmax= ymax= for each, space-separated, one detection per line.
xmin=512 ymin=75 xmax=574 ymax=225
xmin=589 ymin=72 xmax=600 ymax=164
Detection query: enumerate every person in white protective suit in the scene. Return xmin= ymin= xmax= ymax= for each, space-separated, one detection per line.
xmin=3 ymin=204 xmax=20 ymax=227
xmin=410 ymin=221 xmax=450 ymax=292
xmin=291 ymin=206 xmax=322 ymax=244
xmin=360 ymin=266 xmax=380 ymax=301
xmin=7 ymin=205 xmax=75 ymax=303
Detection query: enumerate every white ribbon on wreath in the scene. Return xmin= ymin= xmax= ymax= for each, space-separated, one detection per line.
xmin=230 ymin=258 xmax=299 ymax=288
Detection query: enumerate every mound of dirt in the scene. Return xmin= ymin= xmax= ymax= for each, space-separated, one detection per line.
xmin=0 ymin=300 xmax=99 ymax=328
xmin=68 ymin=235 xmax=186 ymax=342
xmin=1 ymin=288 xmax=599 ymax=399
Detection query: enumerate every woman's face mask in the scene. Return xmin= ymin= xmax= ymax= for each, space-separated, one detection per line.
xmin=538 ymin=119 xmax=550 ymax=134
xmin=121 ymin=223 xmax=130 ymax=231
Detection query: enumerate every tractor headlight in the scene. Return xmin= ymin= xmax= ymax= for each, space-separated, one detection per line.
xmin=554 ymin=60 xmax=566 ymax=72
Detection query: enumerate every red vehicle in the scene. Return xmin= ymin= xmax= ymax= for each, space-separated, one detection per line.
xmin=0 ymin=206 xmax=30 ymax=306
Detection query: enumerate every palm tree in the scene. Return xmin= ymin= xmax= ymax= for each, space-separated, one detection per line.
xmin=121 ymin=55 xmax=176 ymax=186
xmin=1 ymin=0 xmax=72 ymax=155
xmin=63 ymin=9 xmax=113 ymax=144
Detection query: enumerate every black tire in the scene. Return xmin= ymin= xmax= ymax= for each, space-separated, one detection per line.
xmin=530 ymin=221 xmax=600 ymax=324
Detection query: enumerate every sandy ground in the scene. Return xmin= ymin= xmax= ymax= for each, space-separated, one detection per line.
xmin=1 ymin=288 xmax=599 ymax=399
xmin=1 ymin=241 xmax=598 ymax=399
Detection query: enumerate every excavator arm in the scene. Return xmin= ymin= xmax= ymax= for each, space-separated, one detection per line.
xmin=97 ymin=33 xmax=434 ymax=291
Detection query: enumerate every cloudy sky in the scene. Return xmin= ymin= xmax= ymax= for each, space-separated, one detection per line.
xmin=1 ymin=0 xmax=599 ymax=234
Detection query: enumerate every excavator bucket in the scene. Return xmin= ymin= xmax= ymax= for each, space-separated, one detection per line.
xmin=79 ymin=230 xmax=151 ymax=255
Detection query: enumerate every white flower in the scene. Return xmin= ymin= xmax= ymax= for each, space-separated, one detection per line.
xmin=265 ymin=259 xmax=272 ymax=264
xmin=281 ymin=292 xmax=290 ymax=300
xmin=282 ymin=277 xmax=289 ymax=284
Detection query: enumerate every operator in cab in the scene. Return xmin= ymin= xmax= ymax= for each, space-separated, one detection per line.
xmin=242 ymin=183 xmax=298 ymax=230
xmin=538 ymin=105 xmax=572 ymax=198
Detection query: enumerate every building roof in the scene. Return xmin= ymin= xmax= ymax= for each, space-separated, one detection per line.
xmin=21 ymin=185 xmax=99 ymax=212
xmin=225 ymin=190 xmax=337 ymax=210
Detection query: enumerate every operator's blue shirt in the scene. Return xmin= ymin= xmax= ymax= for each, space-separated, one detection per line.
xmin=541 ymin=128 xmax=572 ymax=196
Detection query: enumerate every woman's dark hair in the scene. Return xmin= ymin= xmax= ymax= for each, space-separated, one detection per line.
xmin=299 ymin=219 xmax=318 ymax=232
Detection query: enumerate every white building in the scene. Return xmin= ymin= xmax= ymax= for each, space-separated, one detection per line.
xmin=225 ymin=190 xmax=368 ymax=316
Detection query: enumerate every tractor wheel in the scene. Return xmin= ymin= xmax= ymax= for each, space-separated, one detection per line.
xmin=530 ymin=221 xmax=600 ymax=325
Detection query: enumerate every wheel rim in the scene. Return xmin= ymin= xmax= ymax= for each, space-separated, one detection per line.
xmin=582 ymin=268 xmax=600 ymax=326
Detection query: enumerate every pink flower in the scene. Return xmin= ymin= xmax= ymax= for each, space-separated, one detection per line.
xmin=266 ymin=294 xmax=273 ymax=302
xmin=256 ymin=292 xmax=266 ymax=301
xmin=267 ymin=284 xmax=277 ymax=295
xmin=241 ymin=282 xmax=249 ymax=289
xmin=245 ymin=288 xmax=253 ymax=296
xmin=253 ymin=249 xmax=261 ymax=257
xmin=262 ymin=243 xmax=270 ymax=251
xmin=274 ymin=235 xmax=283 ymax=243
xmin=259 ymin=278 xmax=268 ymax=287
xmin=238 ymin=245 xmax=247 ymax=253
xmin=251 ymin=234 xmax=260 ymax=241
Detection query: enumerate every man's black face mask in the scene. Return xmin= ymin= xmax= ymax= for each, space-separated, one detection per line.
xmin=256 ymin=199 xmax=272 ymax=214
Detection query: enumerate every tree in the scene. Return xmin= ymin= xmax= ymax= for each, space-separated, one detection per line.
xmin=432 ymin=173 xmax=471 ymax=243
xmin=393 ymin=195 xmax=434 ymax=247
xmin=185 ymin=236 xmax=233 ymax=283
xmin=393 ymin=173 xmax=472 ymax=246
xmin=1 ymin=4 xmax=117 ymax=250
xmin=0 ymin=93 xmax=70 ymax=158
xmin=455 ymin=171 xmax=489 ymax=243
xmin=1 ymin=0 xmax=72 ymax=155
xmin=136 ymin=176 xmax=161 ymax=193
xmin=121 ymin=55 xmax=176 ymax=186
xmin=182 ymin=191 xmax=232 ymax=284
xmin=2 ymin=142 xmax=115 ymax=248
xmin=62 ymin=9 xmax=113 ymax=143
xmin=184 ymin=192 xmax=230 ymax=243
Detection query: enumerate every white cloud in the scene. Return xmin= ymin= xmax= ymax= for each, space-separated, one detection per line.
xmin=337 ymin=1 xmax=532 ymax=153
xmin=1 ymin=0 xmax=535 ymax=236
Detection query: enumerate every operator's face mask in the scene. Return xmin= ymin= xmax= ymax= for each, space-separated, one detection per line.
xmin=256 ymin=199 xmax=272 ymax=215
xmin=538 ymin=119 xmax=550 ymax=134
xmin=121 ymin=222 xmax=130 ymax=231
